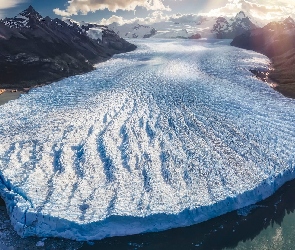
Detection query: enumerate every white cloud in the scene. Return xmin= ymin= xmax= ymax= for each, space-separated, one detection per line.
xmin=0 ymin=0 xmax=26 ymax=10
xmin=66 ymin=0 xmax=295 ymax=27
xmin=98 ymin=0 xmax=295 ymax=27
xmin=202 ymin=0 xmax=295 ymax=21
xmin=99 ymin=11 xmax=170 ymax=25
xmin=0 ymin=0 xmax=28 ymax=19
xmin=53 ymin=8 xmax=73 ymax=17
xmin=54 ymin=0 xmax=171 ymax=16
xmin=100 ymin=15 xmax=126 ymax=25
xmin=169 ymin=13 xmax=203 ymax=23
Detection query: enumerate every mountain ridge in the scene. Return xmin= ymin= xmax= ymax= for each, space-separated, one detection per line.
xmin=212 ymin=11 xmax=257 ymax=39
xmin=231 ymin=17 xmax=295 ymax=98
xmin=0 ymin=6 xmax=136 ymax=90
xmin=103 ymin=11 xmax=258 ymax=39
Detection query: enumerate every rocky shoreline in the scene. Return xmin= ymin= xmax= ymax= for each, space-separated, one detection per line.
xmin=231 ymin=17 xmax=295 ymax=99
xmin=249 ymin=61 xmax=295 ymax=99
xmin=269 ymin=52 xmax=295 ymax=99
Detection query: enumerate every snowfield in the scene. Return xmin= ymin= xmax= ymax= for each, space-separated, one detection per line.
xmin=0 ymin=39 xmax=295 ymax=241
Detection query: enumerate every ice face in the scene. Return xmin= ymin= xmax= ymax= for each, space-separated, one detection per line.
xmin=0 ymin=39 xmax=295 ymax=241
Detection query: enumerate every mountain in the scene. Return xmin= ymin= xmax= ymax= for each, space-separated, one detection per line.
xmin=231 ymin=17 xmax=295 ymax=98
xmin=0 ymin=6 xmax=136 ymax=89
xmin=105 ymin=20 xmax=203 ymax=39
xmin=105 ymin=11 xmax=257 ymax=40
xmin=231 ymin=17 xmax=295 ymax=58
xmin=107 ymin=23 xmax=157 ymax=38
xmin=152 ymin=28 xmax=201 ymax=39
xmin=212 ymin=11 xmax=257 ymax=39
xmin=106 ymin=20 xmax=204 ymax=39
xmin=2 ymin=5 xmax=43 ymax=29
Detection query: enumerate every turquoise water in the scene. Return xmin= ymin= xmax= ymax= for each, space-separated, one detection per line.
xmin=230 ymin=215 xmax=295 ymax=250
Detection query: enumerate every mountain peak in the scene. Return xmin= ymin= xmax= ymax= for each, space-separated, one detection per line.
xmin=19 ymin=5 xmax=42 ymax=19
xmin=27 ymin=5 xmax=35 ymax=11
xmin=283 ymin=16 xmax=295 ymax=24
xmin=235 ymin=11 xmax=247 ymax=19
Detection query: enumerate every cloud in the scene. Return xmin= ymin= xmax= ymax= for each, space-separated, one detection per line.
xmin=0 ymin=0 xmax=26 ymax=10
xmin=66 ymin=0 xmax=295 ymax=27
xmin=99 ymin=11 xmax=170 ymax=25
xmin=202 ymin=0 xmax=295 ymax=21
xmin=0 ymin=0 xmax=28 ymax=18
xmin=53 ymin=8 xmax=73 ymax=17
xmin=54 ymin=0 xmax=171 ymax=16
xmin=100 ymin=15 xmax=126 ymax=25
xmin=169 ymin=13 xmax=204 ymax=23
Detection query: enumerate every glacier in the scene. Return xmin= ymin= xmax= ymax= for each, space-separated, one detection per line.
xmin=0 ymin=39 xmax=295 ymax=241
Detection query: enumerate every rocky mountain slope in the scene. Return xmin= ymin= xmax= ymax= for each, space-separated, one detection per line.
xmin=0 ymin=6 xmax=136 ymax=89
xmin=231 ymin=17 xmax=295 ymax=98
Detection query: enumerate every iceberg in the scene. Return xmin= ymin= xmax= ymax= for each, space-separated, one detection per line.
xmin=0 ymin=39 xmax=295 ymax=241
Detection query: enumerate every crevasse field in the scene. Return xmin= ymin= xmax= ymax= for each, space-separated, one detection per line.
xmin=0 ymin=39 xmax=295 ymax=241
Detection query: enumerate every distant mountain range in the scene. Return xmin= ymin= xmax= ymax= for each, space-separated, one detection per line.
xmin=104 ymin=11 xmax=258 ymax=39
xmin=212 ymin=11 xmax=257 ymax=39
xmin=107 ymin=23 xmax=157 ymax=39
xmin=0 ymin=6 xmax=136 ymax=89
xmin=1 ymin=6 xmax=295 ymax=98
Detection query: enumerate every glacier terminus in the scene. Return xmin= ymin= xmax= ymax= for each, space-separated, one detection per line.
xmin=0 ymin=39 xmax=295 ymax=241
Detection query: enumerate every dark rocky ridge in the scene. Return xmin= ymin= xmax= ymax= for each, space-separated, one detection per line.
xmin=0 ymin=6 xmax=136 ymax=89
xmin=231 ymin=17 xmax=295 ymax=98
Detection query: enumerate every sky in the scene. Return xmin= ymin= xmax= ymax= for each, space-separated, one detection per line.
xmin=0 ymin=0 xmax=294 ymax=25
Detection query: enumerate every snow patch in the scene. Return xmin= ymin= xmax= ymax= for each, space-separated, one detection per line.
xmin=86 ymin=28 xmax=103 ymax=42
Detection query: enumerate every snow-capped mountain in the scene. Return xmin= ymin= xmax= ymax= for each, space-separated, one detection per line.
xmin=212 ymin=11 xmax=257 ymax=39
xmin=64 ymin=19 xmax=157 ymax=41
xmin=108 ymin=23 xmax=156 ymax=38
xmin=104 ymin=11 xmax=258 ymax=39
xmin=107 ymin=19 xmax=207 ymax=39
xmin=63 ymin=18 xmax=109 ymax=43
xmin=0 ymin=6 xmax=136 ymax=89
xmin=153 ymin=28 xmax=186 ymax=38
xmin=2 ymin=5 xmax=42 ymax=29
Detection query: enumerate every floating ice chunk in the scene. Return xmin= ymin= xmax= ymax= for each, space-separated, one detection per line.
xmin=36 ymin=241 xmax=45 ymax=247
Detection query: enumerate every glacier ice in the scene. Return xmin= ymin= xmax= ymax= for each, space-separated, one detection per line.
xmin=0 ymin=39 xmax=295 ymax=241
